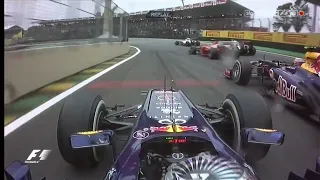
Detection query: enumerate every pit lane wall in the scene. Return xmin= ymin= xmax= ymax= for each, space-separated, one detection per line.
xmin=4 ymin=42 xmax=130 ymax=104
xmin=201 ymin=30 xmax=320 ymax=53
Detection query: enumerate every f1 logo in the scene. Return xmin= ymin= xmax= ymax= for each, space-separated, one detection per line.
xmin=25 ymin=149 xmax=51 ymax=163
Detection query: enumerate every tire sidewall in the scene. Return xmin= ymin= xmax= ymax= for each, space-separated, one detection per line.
xmin=222 ymin=93 xmax=273 ymax=163
xmin=232 ymin=60 xmax=242 ymax=82
xmin=57 ymin=95 xmax=106 ymax=167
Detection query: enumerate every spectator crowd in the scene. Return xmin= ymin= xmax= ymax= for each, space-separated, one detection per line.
xmin=5 ymin=14 xmax=266 ymax=44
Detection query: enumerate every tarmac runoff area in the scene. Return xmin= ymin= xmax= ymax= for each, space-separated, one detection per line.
xmin=4 ymin=38 xmax=320 ymax=180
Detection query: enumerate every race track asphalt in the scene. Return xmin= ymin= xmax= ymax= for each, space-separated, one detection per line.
xmin=4 ymin=38 xmax=320 ymax=180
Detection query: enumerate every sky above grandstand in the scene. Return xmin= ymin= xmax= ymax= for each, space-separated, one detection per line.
xmin=4 ymin=0 xmax=320 ymax=31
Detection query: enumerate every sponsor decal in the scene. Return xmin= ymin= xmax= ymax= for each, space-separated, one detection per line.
xmin=201 ymin=128 xmax=207 ymax=132
xmin=283 ymin=34 xmax=307 ymax=44
xmin=228 ymin=31 xmax=245 ymax=39
xmin=254 ymin=128 xmax=277 ymax=132
xmin=157 ymin=93 xmax=177 ymax=101
xmin=132 ymin=129 xmax=149 ymax=139
xmin=174 ymin=6 xmax=182 ymax=10
xmin=161 ymin=108 xmax=180 ymax=114
xmin=172 ymin=153 xmax=184 ymax=160
xmin=184 ymin=5 xmax=190 ymax=9
xmin=158 ymin=118 xmax=187 ymax=125
xmin=217 ymin=0 xmax=227 ymax=4
xmin=203 ymin=1 xmax=213 ymax=6
xmin=193 ymin=3 xmax=201 ymax=8
xmin=150 ymin=115 xmax=190 ymax=119
xmin=150 ymin=125 xmax=198 ymax=133
xmin=77 ymin=130 xmax=103 ymax=135
xmin=275 ymin=75 xmax=297 ymax=102
xmin=253 ymin=32 xmax=273 ymax=41
xmin=205 ymin=30 xmax=220 ymax=37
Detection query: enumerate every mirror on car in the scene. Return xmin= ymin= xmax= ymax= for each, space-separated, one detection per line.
xmin=70 ymin=130 xmax=114 ymax=149
xmin=5 ymin=160 xmax=32 ymax=180
xmin=243 ymin=128 xmax=285 ymax=145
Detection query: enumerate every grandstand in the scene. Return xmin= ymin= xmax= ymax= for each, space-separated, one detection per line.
xmin=4 ymin=0 xmax=129 ymax=45
xmin=128 ymin=0 xmax=259 ymax=39
xmin=5 ymin=0 xmax=256 ymax=44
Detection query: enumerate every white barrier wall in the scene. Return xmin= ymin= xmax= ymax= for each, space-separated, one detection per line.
xmin=4 ymin=42 xmax=130 ymax=104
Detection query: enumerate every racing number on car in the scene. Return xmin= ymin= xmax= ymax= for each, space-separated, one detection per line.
xmin=275 ymin=75 xmax=297 ymax=102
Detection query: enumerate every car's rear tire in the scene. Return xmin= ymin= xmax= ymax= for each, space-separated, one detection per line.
xmin=208 ymin=48 xmax=218 ymax=59
xmin=57 ymin=94 xmax=108 ymax=168
xmin=222 ymin=91 xmax=273 ymax=163
xmin=250 ymin=47 xmax=256 ymax=55
xmin=189 ymin=46 xmax=197 ymax=55
xmin=185 ymin=41 xmax=191 ymax=46
xmin=195 ymin=41 xmax=200 ymax=46
xmin=232 ymin=59 xmax=252 ymax=85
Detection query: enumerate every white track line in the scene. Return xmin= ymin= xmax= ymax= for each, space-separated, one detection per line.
xmin=4 ymin=46 xmax=141 ymax=137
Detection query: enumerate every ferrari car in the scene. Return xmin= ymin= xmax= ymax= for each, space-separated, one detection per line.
xmin=175 ymin=38 xmax=200 ymax=46
xmin=224 ymin=50 xmax=320 ymax=122
xmin=189 ymin=40 xmax=241 ymax=59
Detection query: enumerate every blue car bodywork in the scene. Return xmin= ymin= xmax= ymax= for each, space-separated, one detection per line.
xmin=3 ymin=89 xmax=290 ymax=180
xmin=269 ymin=66 xmax=320 ymax=118
xmin=106 ymin=90 xmax=258 ymax=179
xmin=225 ymin=59 xmax=320 ymax=121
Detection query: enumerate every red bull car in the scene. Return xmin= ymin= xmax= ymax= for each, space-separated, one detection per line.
xmin=5 ymin=82 xmax=285 ymax=180
xmin=224 ymin=48 xmax=320 ymax=122
xmin=188 ymin=40 xmax=241 ymax=59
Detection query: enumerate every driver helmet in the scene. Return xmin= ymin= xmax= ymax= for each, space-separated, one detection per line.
xmin=301 ymin=52 xmax=320 ymax=74
xmin=164 ymin=153 xmax=252 ymax=180
xmin=304 ymin=52 xmax=320 ymax=64
xmin=292 ymin=58 xmax=305 ymax=67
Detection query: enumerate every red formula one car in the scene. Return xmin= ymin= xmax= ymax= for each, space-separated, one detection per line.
xmin=188 ymin=40 xmax=240 ymax=60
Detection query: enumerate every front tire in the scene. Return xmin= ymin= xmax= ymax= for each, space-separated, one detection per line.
xmin=57 ymin=94 xmax=107 ymax=168
xmin=232 ymin=59 xmax=252 ymax=85
xmin=175 ymin=41 xmax=179 ymax=45
xmin=250 ymin=47 xmax=256 ymax=55
xmin=208 ymin=48 xmax=218 ymax=59
xmin=222 ymin=92 xmax=273 ymax=163
xmin=189 ymin=46 xmax=197 ymax=55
